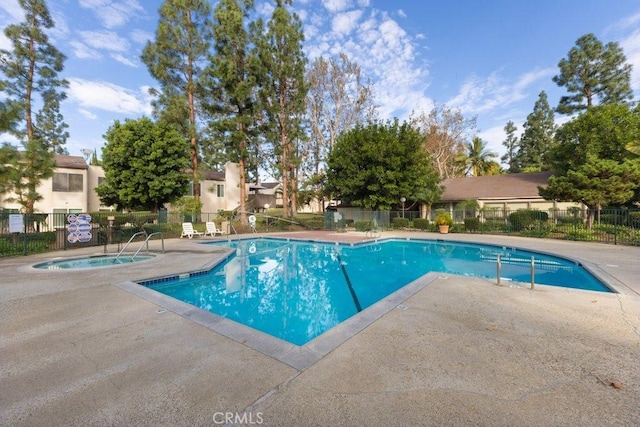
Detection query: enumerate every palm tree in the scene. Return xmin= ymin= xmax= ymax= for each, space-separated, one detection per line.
xmin=626 ymin=140 xmax=640 ymax=156
xmin=462 ymin=136 xmax=500 ymax=176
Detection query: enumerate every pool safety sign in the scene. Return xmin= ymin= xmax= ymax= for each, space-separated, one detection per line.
xmin=8 ymin=214 xmax=24 ymax=233
xmin=67 ymin=213 xmax=92 ymax=243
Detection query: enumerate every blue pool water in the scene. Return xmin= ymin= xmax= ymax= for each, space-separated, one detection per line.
xmin=34 ymin=254 xmax=155 ymax=270
xmin=141 ymin=238 xmax=611 ymax=346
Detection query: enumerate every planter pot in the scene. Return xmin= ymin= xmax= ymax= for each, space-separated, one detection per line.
xmin=438 ymin=225 xmax=450 ymax=234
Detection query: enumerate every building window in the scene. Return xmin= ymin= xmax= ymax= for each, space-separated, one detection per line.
xmin=188 ymin=182 xmax=201 ymax=197
xmin=53 ymin=173 xmax=83 ymax=192
xmin=216 ymin=184 xmax=224 ymax=198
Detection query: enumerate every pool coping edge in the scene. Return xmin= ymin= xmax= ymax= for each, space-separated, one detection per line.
xmin=114 ymin=271 xmax=440 ymax=372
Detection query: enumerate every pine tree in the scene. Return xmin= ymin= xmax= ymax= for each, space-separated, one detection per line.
xmin=256 ymin=0 xmax=307 ymax=217
xmin=141 ymin=0 xmax=213 ymax=205
xmin=205 ymin=0 xmax=261 ymax=225
xmin=516 ymin=91 xmax=556 ymax=172
xmin=0 ymin=0 xmax=69 ymax=213
xmin=501 ymin=120 xmax=520 ymax=173
xmin=553 ymin=33 xmax=633 ymax=114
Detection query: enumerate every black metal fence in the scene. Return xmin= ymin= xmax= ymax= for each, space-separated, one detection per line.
xmin=326 ymin=208 xmax=640 ymax=246
xmin=3 ymin=207 xmax=640 ymax=257
xmin=0 ymin=210 xmax=231 ymax=258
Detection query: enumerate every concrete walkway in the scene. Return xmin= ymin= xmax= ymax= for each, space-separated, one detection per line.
xmin=1 ymin=232 xmax=639 ymax=426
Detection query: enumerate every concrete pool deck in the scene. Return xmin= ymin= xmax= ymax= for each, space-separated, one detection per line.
xmin=1 ymin=232 xmax=639 ymax=426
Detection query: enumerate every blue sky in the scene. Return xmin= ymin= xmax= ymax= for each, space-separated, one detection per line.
xmin=1 ymin=0 xmax=639 ymax=165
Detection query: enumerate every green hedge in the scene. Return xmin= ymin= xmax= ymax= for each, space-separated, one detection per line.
xmin=355 ymin=220 xmax=371 ymax=231
xmin=413 ymin=218 xmax=429 ymax=230
xmin=391 ymin=217 xmax=410 ymax=229
xmin=508 ymin=210 xmax=549 ymax=232
xmin=464 ymin=217 xmax=480 ymax=232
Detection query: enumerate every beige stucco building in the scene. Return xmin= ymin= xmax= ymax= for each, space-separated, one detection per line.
xmin=434 ymin=171 xmax=584 ymax=216
xmin=1 ymin=156 xmax=108 ymax=215
xmin=0 ymin=156 xmax=276 ymax=219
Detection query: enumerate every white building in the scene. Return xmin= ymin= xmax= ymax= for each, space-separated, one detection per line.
xmin=0 ymin=156 xmax=278 ymax=217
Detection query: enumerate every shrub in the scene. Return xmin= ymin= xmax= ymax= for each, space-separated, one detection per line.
xmin=355 ymin=220 xmax=371 ymax=231
xmin=413 ymin=218 xmax=429 ymax=230
xmin=296 ymin=215 xmax=324 ymax=230
xmin=392 ymin=217 xmax=410 ymax=229
xmin=464 ymin=217 xmax=480 ymax=232
xmin=508 ymin=209 xmax=548 ymax=231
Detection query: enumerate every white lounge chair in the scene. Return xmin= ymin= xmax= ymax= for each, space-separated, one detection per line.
xmin=180 ymin=222 xmax=203 ymax=239
xmin=204 ymin=221 xmax=224 ymax=237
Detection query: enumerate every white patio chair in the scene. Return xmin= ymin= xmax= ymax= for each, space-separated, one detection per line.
xmin=204 ymin=221 xmax=224 ymax=237
xmin=180 ymin=222 xmax=203 ymax=239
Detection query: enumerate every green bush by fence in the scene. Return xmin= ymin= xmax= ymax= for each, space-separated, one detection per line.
xmin=391 ymin=217 xmax=410 ymax=229
xmin=413 ymin=218 xmax=430 ymax=230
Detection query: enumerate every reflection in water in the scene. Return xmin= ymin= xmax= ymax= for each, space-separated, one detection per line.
xmin=148 ymin=238 xmax=609 ymax=345
xmin=152 ymin=239 xmax=351 ymax=345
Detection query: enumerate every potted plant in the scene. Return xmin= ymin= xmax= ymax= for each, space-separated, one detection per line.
xmin=435 ymin=210 xmax=453 ymax=234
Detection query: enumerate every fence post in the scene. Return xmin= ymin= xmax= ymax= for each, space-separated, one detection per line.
xmin=496 ymin=254 xmax=501 ymax=286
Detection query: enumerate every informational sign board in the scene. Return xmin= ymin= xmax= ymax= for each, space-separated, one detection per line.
xmin=9 ymin=214 xmax=24 ymax=233
xmin=67 ymin=213 xmax=92 ymax=244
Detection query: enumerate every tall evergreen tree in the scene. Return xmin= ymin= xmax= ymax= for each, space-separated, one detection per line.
xmin=256 ymin=0 xmax=307 ymax=217
xmin=141 ymin=0 xmax=213 ymax=205
xmin=0 ymin=0 xmax=69 ymax=213
xmin=553 ymin=33 xmax=633 ymax=115
xmin=540 ymin=104 xmax=640 ymax=227
xmin=501 ymin=120 xmax=519 ymax=172
xmin=516 ymin=91 xmax=556 ymax=172
xmin=204 ymin=0 xmax=261 ymax=226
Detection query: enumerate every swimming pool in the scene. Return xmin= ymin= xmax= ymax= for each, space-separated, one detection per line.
xmin=140 ymin=238 xmax=611 ymax=345
xmin=34 ymin=254 xmax=155 ymax=270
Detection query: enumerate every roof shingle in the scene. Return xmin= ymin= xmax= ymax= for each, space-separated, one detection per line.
xmin=440 ymin=171 xmax=552 ymax=201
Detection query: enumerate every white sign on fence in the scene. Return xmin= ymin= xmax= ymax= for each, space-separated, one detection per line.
xmin=67 ymin=213 xmax=92 ymax=244
xmin=9 ymin=214 xmax=24 ymax=233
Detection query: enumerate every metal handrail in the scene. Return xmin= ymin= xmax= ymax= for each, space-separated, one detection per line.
xmin=132 ymin=231 xmax=164 ymax=260
xmin=115 ymin=231 xmax=147 ymax=260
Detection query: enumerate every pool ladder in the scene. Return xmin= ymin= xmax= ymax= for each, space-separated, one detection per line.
xmin=115 ymin=231 xmax=164 ymax=260
xmin=496 ymin=254 xmax=535 ymax=289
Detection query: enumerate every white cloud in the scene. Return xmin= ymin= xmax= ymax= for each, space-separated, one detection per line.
xmin=304 ymin=5 xmax=431 ymax=121
xmin=130 ymin=29 xmax=153 ymax=45
xmin=256 ymin=2 xmax=275 ymax=18
xmin=67 ymin=78 xmax=152 ymax=115
xmin=331 ymin=10 xmax=363 ymax=35
xmin=78 ymin=0 xmax=143 ymax=29
xmin=69 ymin=40 xmax=101 ymax=59
xmin=79 ymin=109 xmax=97 ymax=120
xmin=110 ymin=53 xmax=138 ymax=68
xmin=397 ymin=9 xmax=407 ymax=19
xmin=447 ymin=67 xmax=554 ymax=116
xmin=605 ymin=10 xmax=640 ymax=34
xmin=619 ymin=29 xmax=640 ymax=93
xmin=322 ymin=0 xmax=352 ymax=13
xmin=0 ymin=0 xmax=24 ymax=21
xmin=78 ymin=30 xmax=130 ymax=52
